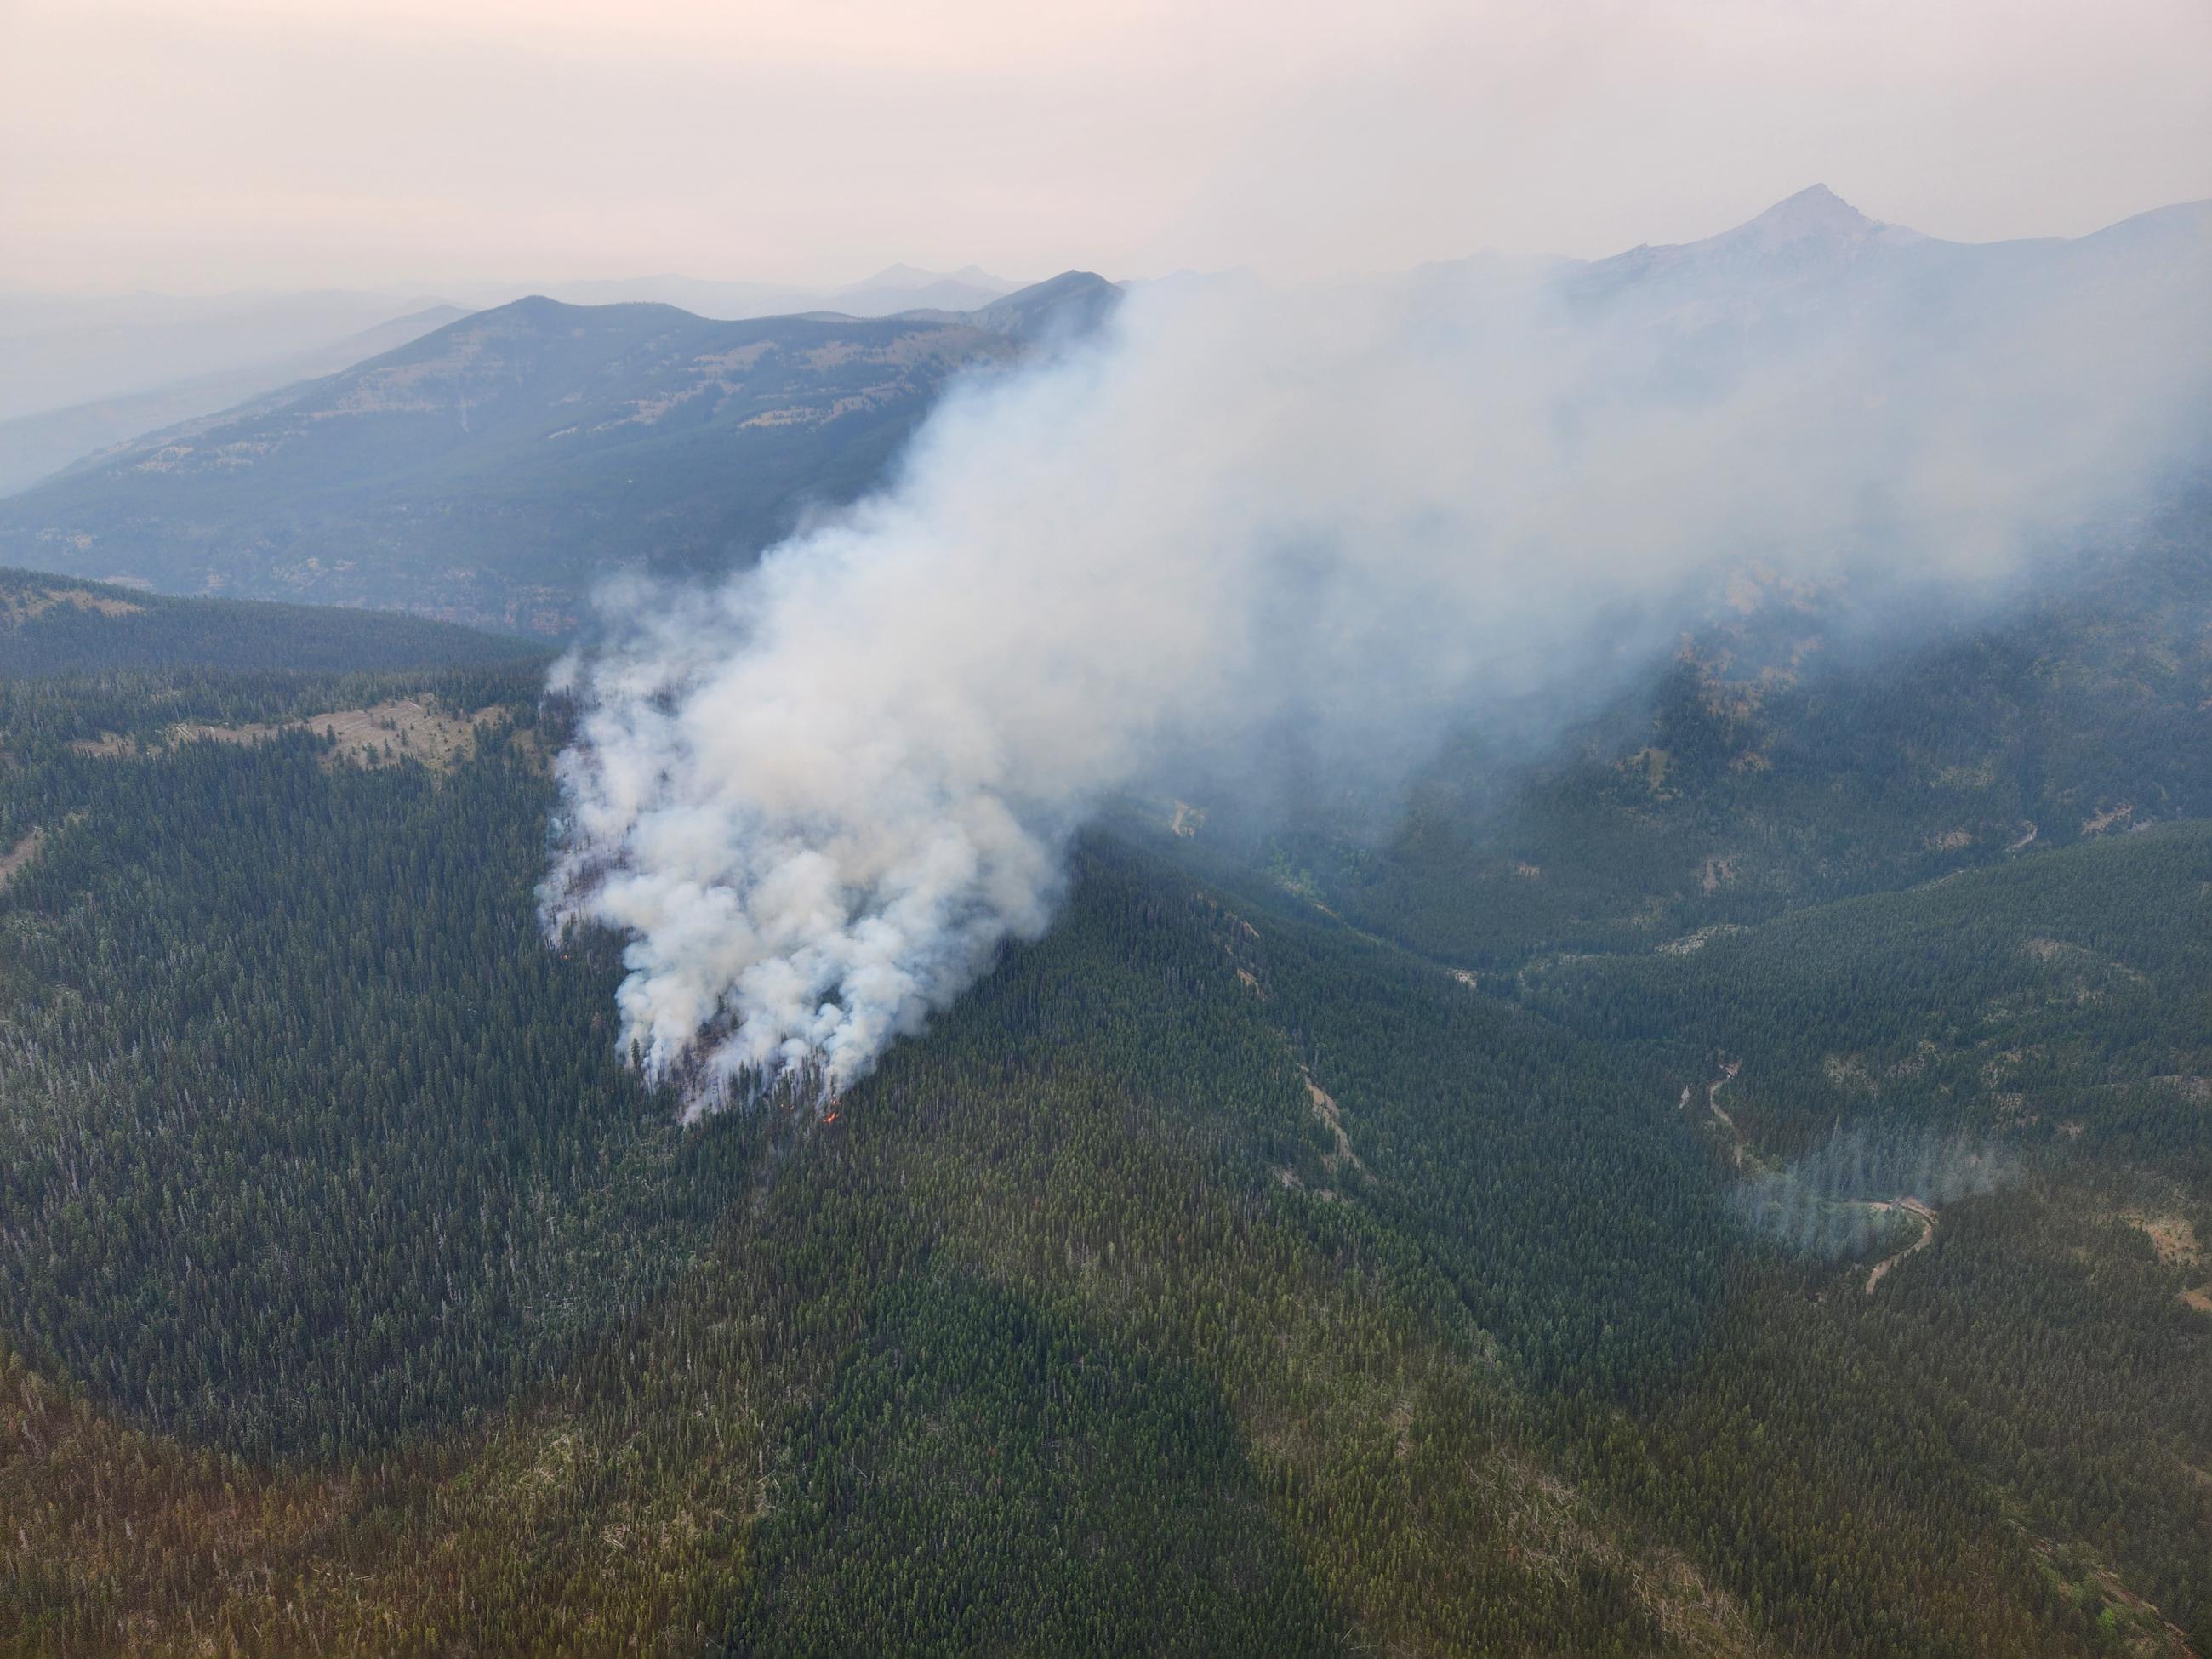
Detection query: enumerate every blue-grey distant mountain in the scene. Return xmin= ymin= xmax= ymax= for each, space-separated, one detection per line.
xmin=1560 ymin=185 xmax=2211 ymax=351
xmin=830 ymin=263 xmax=1022 ymax=316
xmin=0 ymin=305 xmax=468 ymax=497
xmin=0 ymin=265 xmax=1024 ymax=495
xmin=0 ymin=272 xmax=1119 ymax=634
xmin=963 ymin=270 xmax=1125 ymax=339
xmin=9 ymin=187 xmax=2203 ymax=638
xmin=469 ymin=263 xmax=1019 ymax=322
xmin=0 ymin=288 xmax=459 ymax=423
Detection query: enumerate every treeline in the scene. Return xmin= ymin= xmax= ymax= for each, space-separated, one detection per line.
xmin=0 ymin=567 xmax=544 ymax=677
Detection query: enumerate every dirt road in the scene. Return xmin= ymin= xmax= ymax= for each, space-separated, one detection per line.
xmin=1865 ymin=1197 xmax=1938 ymax=1293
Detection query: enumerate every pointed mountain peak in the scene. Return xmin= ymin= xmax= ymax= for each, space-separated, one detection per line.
xmin=1703 ymin=184 xmax=1924 ymax=258
xmin=1578 ymin=183 xmax=1927 ymax=291
xmin=1752 ymin=184 xmax=1870 ymax=229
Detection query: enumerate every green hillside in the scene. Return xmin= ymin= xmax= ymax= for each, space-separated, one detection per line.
xmin=0 ymin=566 xmax=541 ymax=676
xmin=1 ymin=540 xmax=2208 ymax=1654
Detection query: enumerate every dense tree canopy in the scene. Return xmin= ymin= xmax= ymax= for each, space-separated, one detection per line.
xmin=1 ymin=563 xmax=2208 ymax=1655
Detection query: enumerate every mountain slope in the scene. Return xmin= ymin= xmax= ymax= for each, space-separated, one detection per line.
xmin=0 ymin=305 xmax=470 ymax=498
xmin=1180 ymin=479 xmax=2212 ymax=969
xmin=0 ymin=565 xmax=541 ymax=676
xmin=0 ymin=274 xmax=1119 ymax=632
xmin=2 ymin=498 xmax=2209 ymax=1651
xmin=0 ymin=288 xmax=459 ymax=423
xmin=482 ymin=262 xmax=1019 ymax=322
xmin=1582 ymin=183 xmax=1930 ymax=288
xmin=3 ymin=655 xmax=2205 ymax=1653
xmin=1571 ymin=184 xmax=2212 ymax=300
xmin=6 ymin=190 xmax=2200 ymax=640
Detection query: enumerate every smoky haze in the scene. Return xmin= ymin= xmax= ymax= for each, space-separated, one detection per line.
xmin=1730 ymin=1123 xmax=2012 ymax=1262
xmin=540 ymin=194 xmax=2212 ymax=1110
xmin=9 ymin=1 xmax=2210 ymax=292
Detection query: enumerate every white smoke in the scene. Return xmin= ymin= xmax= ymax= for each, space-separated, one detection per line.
xmin=1730 ymin=1123 xmax=2012 ymax=1260
xmin=544 ymin=204 xmax=2210 ymax=1111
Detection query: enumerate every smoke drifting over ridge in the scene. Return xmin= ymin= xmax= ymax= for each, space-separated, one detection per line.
xmin=543 ymin=195 xmax=2212 ymax=1110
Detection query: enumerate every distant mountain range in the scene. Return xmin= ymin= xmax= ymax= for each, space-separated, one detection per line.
xmin=1561 ymin=184 xmax=2212 ymax=331
xmin=0 ymin=288 xmax=459 ymax=424
xmin=1393 ymin=184 xmax=2212 ymax=365
xmin=0 ymin=272 xmax=1117 ymax=633
xmin=3 ymin=189 xmax=2203 ymax=635
xmin=0 ymin=305 xmax=469 ymax=497
xmin=0 ymin=265 xmax=1022 ymax=498
xmin=520 ymin=263 xmax=1021 ymax=322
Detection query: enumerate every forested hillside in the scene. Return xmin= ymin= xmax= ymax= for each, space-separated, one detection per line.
xmin=0 ymin=276 xmax=1117 ymax=633
xmin=1283 ymin=484 xmax=2212 ymax=966
xmin=1 ymin=566 xmax=2207 ymax=1654
xmin=0 ymin=303 xmax=470 ymax=499
xmin=0 ymin=567 xmax=541 ymax=676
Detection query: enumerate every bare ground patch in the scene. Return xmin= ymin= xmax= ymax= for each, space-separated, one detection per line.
xmin=1302 ymin=1070 xmax=1365 ymax=1177
xmin=2118 ymin=1214 xmax=2201 ymax=1269
xmin=1864 ymin=1197 xmax=1938 ymax=1293
xmin=1696 ymin=1060 xmax=1747 ymax=1168
xmin=0 ymin=828 xmax=44 ymax=892
xmin=2080 ymin=802 xmax=2135 ymax=837
xmin=73 ymin=699 xmax=508 ymax=772
xmin=294 ymin=700 xmax=507 ymax=769
xmin=1660 ymin=925 xmax=1746 ymax=956
xmin=1 ymin=584 xmax=146 ymax=625
xmin=1485 ymin=1450 xmax=1773 ymax=1657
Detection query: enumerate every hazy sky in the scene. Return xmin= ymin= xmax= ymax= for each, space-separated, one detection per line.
xmin=6 ymin=0 xmax=2209 ymax=294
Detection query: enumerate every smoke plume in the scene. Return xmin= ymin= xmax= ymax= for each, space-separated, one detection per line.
xmin=544 ymin=199 xmax=2210 ymax=1110
xmin=1730 ymin=1122 xmax=2012 ymax=1260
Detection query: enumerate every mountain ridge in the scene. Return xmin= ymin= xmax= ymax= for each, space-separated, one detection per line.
xmin=0 ymin=273 xmax=1122 ymax=631
xmin=3 ymin=186 xmax=2203 ymax=636
xmin=0 ymin=299 xmax=472 ymax=497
